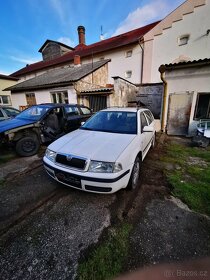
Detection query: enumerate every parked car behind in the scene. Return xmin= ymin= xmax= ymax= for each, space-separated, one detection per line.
xmin=0 ymin=106 xmax=20 ymax=121
xmin=0 ymin=103 xmax=92 ymax=156
xmin=43 ymin=107 xmax=156 ymax=194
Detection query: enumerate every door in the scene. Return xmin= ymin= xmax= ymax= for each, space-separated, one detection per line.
xmin=140 ymin=112 xmax=150 ymax=159
xmin=26 ymin=93 xmax=36 ymax=106
xmin=88 ymin=95 xmax=107 ymax=112
xmin=167 ymin=92 xmax=193 ymax=136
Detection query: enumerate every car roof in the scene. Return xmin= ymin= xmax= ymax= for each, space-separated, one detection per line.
xmin=101 ymin=107 xmax=150 ymax=113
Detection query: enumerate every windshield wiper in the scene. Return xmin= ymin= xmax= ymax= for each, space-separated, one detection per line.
xmin=80 ymin=127 xmax=93 ymax=131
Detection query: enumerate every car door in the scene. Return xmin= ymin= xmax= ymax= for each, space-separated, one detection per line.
xmin=139 ymin=112 xmax=150 ymax=160
xmin=65 ymin=105 xmax=82 ymax=132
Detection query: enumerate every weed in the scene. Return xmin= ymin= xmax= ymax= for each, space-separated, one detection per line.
xmin=77 ymin=223 xmax=132 ymax=280
xmin=162 ymin=141 xmax=210 ymax=216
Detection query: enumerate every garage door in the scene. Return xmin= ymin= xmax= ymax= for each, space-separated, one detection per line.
xmin=89 ymin=95 xmax=107 ymax=112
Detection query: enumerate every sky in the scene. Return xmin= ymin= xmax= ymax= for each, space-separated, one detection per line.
xmin=0 ymin=0 xmax=184 ymax=75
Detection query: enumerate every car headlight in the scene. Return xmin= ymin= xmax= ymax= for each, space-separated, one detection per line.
xmin=88 ymin=160 xmax=122 ymax=173
xmin=45 ymin=148 xmax=56 ymax=162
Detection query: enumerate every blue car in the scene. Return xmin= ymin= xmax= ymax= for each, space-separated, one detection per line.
xmin=0 ymin=103 xmax=92 ymax=157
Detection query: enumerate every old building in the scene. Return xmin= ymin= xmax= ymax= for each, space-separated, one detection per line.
xmin=142 ymin=0 xmax=210 ymax=83
xmin=7 ymin=58 xmax=138 ymax=112
xmin=11 ymin=22 xmax=159 ymax=86
xmin=0 ymin=74 xmax=18 ymax=106
xmin=159 ymin=58 xmax=210 ymax=136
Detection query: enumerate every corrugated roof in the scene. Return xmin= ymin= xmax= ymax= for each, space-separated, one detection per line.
xmin=6 ymin=59 xmax=110 ymax=92
xmin=80 ymin=87 xmax=113 ymax=94
xmin=159 ymin=58 xmax=210 ymax=72
xmin=11 ymin=21 xmax=159 ymax=77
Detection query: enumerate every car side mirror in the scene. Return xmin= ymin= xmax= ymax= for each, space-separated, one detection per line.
xmin=143 ymin=125 xmax=154 ymax=133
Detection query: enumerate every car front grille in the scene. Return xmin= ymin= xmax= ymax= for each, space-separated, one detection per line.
xmin=55 ymin=153 xmax=87 ymax=170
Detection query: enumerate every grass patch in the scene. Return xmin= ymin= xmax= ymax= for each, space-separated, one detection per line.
xmin=77 ymin=223 xmax=132 ymax=280
xmin=162 ymin=141 xmax=210 ymax=216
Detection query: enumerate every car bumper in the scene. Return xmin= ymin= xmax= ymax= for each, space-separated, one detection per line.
xmin=43 ymin=157 xmax=131 ymax=194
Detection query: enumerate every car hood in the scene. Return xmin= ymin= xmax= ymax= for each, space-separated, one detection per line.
xmin=0 ymin=118 xmax=37 ymax=133
xmin=48 ymin=129 xmax=136 ymax=162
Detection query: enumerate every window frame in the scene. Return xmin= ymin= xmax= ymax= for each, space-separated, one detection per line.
xmin=178 ymin=34 xmax=190 ymax=46
xmin=125 ymin=70 xmax=132 ymax=79
xmin=194 ymin=92 xmax=210 ymax=120
xmin=125 ymin=50 xmax=133 ymax=58
xmin=0 ymin=95 xmax=11 ymax=105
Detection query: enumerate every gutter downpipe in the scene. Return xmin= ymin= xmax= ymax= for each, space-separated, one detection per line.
xmin=138 ymin=36 xmax=144 ymax=84
xmin=159 ymin=65 xmax=167 ymax=132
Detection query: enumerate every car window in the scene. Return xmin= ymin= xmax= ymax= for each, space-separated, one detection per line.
xmin=16 ymin=105 xmax=51 ymax=121
xmin=65 ymin=106 xmax=79 ymax=115
xmin=80 ymin=107 xmax=91 ymax=115
xmin=81 ymin=111 xmax=137 ymax=134
xmin=144 ymin=110 xmax=154 ymax=125
xmin=140 ymin=112 xmax=148 ymax=133
xmin=0 ymin=109 xmax=4 ymax=118
xmin=3 ymin=107 xmax=20 ymax=117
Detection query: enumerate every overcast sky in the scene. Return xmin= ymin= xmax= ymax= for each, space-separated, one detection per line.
xmin=0 ymin=0 xmax=184 ymax=75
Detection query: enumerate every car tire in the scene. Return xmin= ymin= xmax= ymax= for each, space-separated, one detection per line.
xmin=127 ymin=156 xmax=141 ymax=190
xmin=16 ymin=136 xmax=40 ymax=157
xmin=151 ymin=132 xmax=156 ymax=148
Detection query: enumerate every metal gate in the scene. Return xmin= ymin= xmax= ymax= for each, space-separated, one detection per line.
xmin=167 ymin=92 xmax=193 ymax=135
xmin=89 ymin=95 xmax=107 ymax=112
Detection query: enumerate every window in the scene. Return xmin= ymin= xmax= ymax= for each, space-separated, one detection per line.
xmin=0 ymin=95 xmax=11 ymax=105
xmin=65 ymin=105 xmax=79 ymax=115
xmin=51 ymin=91 xmax=68 ymax=104
xmin=80 ymin=107 xmax=91 ymax=115
xmin=140 ymin=112 xmax=148 ymax=133
xmin=194 ymin=93 xmax=210 ymax=119
xmin=144 ymin=110 xmax=154 ymax=124
xmin=178 ymin=34 xmax=190 ymax=46
xmin=0 ymin=109 xmax=4 ymax=117
xmin=125 ymin=50 xmax=132 ymax=57
xmin=125 ymin=70 xmax=132 ymax=79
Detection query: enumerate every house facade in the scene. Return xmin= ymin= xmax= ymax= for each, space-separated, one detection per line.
xmin=142 ymin=0 xmax=210 ymax=83
xmin=11 ymin=22 xmax=159 ymax=86
xmin=159 ymin=59 xmax=210 ymax=136
xmin=0 ymin=74 xmax=18 ymax=106
xmin=7 ymin=58 xmax=138 ymax=112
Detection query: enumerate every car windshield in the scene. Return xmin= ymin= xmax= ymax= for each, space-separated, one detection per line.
xmin=80 ymin=111 xmax=137 ymax=134
xmin=16 ymin=105 xmax=51 ymax=121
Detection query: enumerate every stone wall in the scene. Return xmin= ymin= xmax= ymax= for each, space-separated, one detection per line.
xmin=110 ymin=77 xmax=138 ymax=107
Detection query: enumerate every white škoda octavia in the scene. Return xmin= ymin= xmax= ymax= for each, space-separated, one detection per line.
xmin=43 ymin=107 xmax=156 ymax=193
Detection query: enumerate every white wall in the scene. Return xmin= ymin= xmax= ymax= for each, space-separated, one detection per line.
xmin=164 ymin=64 xmax=210 ymax=135
xmin=81 ymin=44 xmax=142 ymax=84
xmin=144 ymin=0 xmax=210 ymax=83
xmin=11 ymin=86 xmax=76 ymax=109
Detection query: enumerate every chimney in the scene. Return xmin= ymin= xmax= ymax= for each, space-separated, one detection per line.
xmin=74 ymin=55 xmax=81 ymax=66
xmin=77 ymin=26 xmax=86 ymax=45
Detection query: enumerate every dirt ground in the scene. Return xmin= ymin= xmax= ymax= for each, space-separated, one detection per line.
xmin=123 ymin=134 xmax=210 ymax=274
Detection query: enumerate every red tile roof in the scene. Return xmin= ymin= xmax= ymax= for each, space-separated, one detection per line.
xmin=12 ymin=21 xmax=159 ymax=77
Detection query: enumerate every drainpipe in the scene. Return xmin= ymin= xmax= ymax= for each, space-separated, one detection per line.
xmin=138 ymin=36 xmax=144 ymax=84
xmin=159 ymin=65 xmax=167 ymax=132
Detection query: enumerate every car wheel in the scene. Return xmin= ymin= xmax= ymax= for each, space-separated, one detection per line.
xmin=127 ymin=156 xmax=141 ymax=190
xmin=16 ymin=136 xmax=40 ymax=157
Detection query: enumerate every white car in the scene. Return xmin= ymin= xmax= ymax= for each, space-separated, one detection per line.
xmin=43 ymin=107 xmax=156 ymax=194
